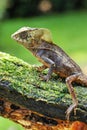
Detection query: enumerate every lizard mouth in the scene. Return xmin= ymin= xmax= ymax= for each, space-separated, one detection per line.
xmin=11 ymin=34 xmax=19 ymax=42
xmin=11 ymin=33 xmax=28 ymax=46
xmin=11 ymin=33 xmax=18 ymax=40
xmin=11 ymin=33 xmax=15 ymax=39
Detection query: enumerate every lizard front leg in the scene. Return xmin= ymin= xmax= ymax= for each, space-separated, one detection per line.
xmin=40 ymin=55 xmax=55 ymax=81
xmin=66 ymin=73 xmax=81 ymax=120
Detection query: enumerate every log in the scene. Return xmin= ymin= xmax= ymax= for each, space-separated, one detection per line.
xmin=0 ymin=52 xmax=87 ymax=130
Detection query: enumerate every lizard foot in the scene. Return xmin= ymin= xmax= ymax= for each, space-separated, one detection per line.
xmin=66 ymin=103 xmax=77 ymax=121
xmin=40 ymin=75 xmax=50 ymax=82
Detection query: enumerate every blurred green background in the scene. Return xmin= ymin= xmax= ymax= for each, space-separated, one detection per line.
xmin=0 ymin=0 xmax=87 ymax=130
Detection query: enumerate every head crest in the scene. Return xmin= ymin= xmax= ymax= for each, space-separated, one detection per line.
xmin=40 ymin=28 xmax=52 ymax=43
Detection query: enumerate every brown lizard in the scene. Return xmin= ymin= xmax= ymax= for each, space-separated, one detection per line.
xmin=11 ymin=27 xmax=87 ymax=120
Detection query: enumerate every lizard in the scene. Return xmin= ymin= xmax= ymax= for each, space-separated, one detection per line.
xmin=11 ymin=27 xmax=87 ymax=120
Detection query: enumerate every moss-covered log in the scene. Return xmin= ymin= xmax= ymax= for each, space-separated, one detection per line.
xmin=0 ymin=52 xmax=87 ymax=129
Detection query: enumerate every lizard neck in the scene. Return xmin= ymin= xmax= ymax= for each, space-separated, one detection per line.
xmin=26 ymin=39 xmax=42 ymax=54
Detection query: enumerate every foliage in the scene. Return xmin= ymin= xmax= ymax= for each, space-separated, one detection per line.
xmin=51 ymin=0 xmax=85 ymax=12
xmin=84 ymin=0 xmax=87 ymax=8
xmin=0 ymin=117 xmax=23 ymax=130
xmin=4 ymin=0 xmax=87 ymax=18
xmin=6 ymin=0 xmax=41 ymax=18
xmin=0 ymin=0 xmax=7 ymax=19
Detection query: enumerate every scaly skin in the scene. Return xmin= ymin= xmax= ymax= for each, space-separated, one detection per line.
xmin=11 ymin=27 xmax=87 ymax=120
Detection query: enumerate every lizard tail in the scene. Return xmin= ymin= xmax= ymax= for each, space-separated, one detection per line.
xmin=77 ymin=73 xmax=87 ymax=86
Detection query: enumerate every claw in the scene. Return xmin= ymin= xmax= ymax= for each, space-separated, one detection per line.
xmin=40 ymin=75 xmax=50 ymax=82
xmin=66 ymin=103 xmax=77 ymax=120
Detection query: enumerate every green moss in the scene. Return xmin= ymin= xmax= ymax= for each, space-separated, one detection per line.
xmin=0 ymin=52 xmax=87 ymax=122
xmin=0 ymin=52 xmax=61 ymax=101
xmin=0 ymin=51 xmax=87 ymax=105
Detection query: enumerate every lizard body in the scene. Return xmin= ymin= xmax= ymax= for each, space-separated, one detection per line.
xmin=11 ymin=27 xmax=87 ymax=120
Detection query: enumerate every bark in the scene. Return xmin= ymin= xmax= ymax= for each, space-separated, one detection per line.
xmin=0 ymin=52 xmax=87 ymax=130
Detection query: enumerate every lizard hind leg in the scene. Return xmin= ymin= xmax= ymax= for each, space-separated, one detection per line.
xmin=65 ymin=73 xmax=81 ymax=120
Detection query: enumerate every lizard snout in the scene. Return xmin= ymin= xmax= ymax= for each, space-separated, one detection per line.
xmin=11 ymin=32 xmax=17 ymax=40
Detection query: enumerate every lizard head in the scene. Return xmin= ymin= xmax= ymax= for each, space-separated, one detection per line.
xmin=11 ymin=27 xmax=52 ymax=48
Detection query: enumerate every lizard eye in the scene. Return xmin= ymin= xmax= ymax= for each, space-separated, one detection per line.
xmin=19 ymin=31 xmax=28 ymax=39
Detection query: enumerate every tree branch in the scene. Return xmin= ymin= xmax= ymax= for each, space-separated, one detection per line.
xmin=0 ymin=52 xmax=87 ymax=130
